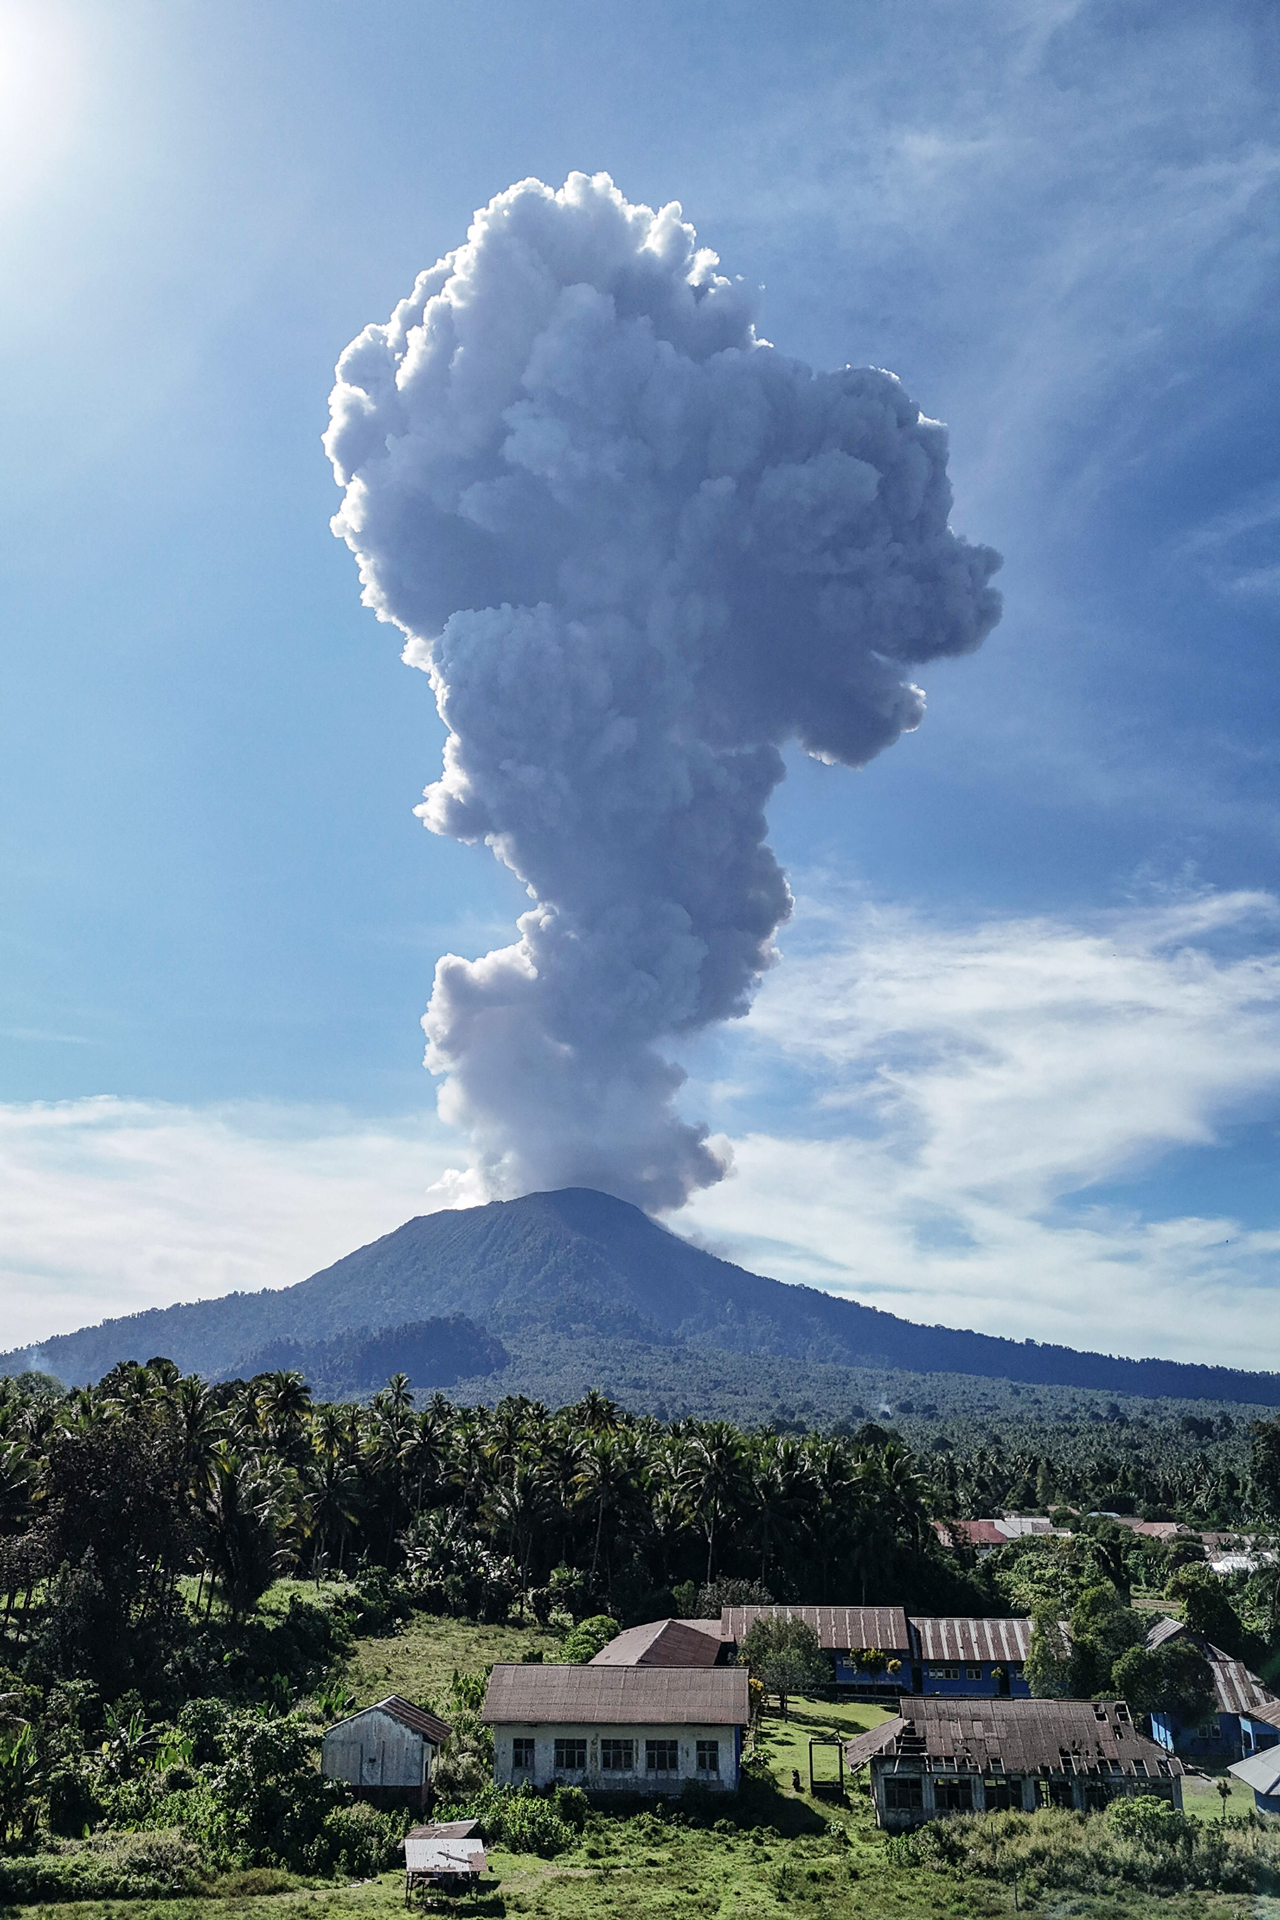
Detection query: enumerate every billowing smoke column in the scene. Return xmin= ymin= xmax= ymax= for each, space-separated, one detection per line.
xmin=326 ymin=172 xmax=1001 ymax=1211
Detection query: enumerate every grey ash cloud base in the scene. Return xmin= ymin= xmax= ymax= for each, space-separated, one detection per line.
xmin=326 ymin=172 xmax=1001 ymax=1211
xmin=7 ymin=1186 xmax=1280 ymax=1407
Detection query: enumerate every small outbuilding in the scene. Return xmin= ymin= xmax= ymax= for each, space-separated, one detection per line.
xmin=321 ymin=1695 xmax=452 ymax=1808
xmin=404 ymin=1819 xmax=486 ymax=1897
xmin=482 ymin=1662 xmax=749 ymax=1794
xmin=846 ymin=1696 xmax=1182 ymax=1830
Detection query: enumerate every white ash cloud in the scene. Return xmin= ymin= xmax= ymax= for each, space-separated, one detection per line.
xmin=325 ymin=172 xmax=1001 ymax=1210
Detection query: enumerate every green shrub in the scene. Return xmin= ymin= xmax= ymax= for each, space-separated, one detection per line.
xmin=0 ymin=1829 xmax=204 ymax=1901
xmin=891 ymin=1805 xmax=1280 ymax=1897
xmin=436 ymin=1781 xmax=575 ymax=1857
xmin=560 ymin=1615 xmax=620 ymax=1663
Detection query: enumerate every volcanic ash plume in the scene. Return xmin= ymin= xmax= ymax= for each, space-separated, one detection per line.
xmin=326 ymin=172 xmax=1001 ymax=1211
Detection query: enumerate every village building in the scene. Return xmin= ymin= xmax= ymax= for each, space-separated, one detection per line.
xmin=589 ymin=1618 xmax=723 ymax=1667
xmin=718 ymin=1606 xmax=1031 ymax=1698
xmin=933 ymin=1515 xmax=1061 ymax=1553
xmin=846 ymin=1696 xmax=1183 ymax=1830
xmin=910 ymin=1616 xmax=1032 ymax=1698
xmin=720 ymin=1606 xmax=912 ymax=1697
xmin=320 ymin=1695 xmax=451 ymax=1807
xmin=1143 ymin=1618 xmax=1280 ymax=1761
xmin=481 ymin=1663 xmax=749 ymax=1794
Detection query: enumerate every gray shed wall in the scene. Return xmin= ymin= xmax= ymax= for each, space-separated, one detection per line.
xmin=322 ymin=1708 xmax=430 ymax=1790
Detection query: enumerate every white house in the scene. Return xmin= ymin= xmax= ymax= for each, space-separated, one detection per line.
xmin=481 ymin=1663 xmax=750 ymax=1794
xmin=321 ymin=1695 xmax=452 ymax=1807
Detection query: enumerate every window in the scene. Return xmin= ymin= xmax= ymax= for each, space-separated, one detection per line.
xmin=696 ymin=1740 xmax=720 ymax=1775
xmin=884 ymin=1776 xmax=924 ymax=1810
xmin=512 ymin=1738 xmax=535 ymax=1771
xmin=937 ymin=1666 xmax=960 ymax=1681
xmin=646 ymin=1739 xmax=679 ymax=1774
xmin=934 ymin=1777 xmax=972 ymax=1811
xmin=966 ymin=1665 xmax=982 ymax=1681
xmin=983 ymin=1779 xmax=1018 ymax=1812
xmin=600 ymin=1739 xmax=634 ymax=1772
xmin=554 ymin=1739 xmax=586 ymax=1773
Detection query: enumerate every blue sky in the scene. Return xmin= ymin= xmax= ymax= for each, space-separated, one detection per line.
xmin=3 ymin=0 xmax=1280 ymax=1362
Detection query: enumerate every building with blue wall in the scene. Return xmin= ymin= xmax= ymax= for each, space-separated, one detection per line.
xmin=910 ymin=1617 xmax=1032 ymax=1698
xmin=1143 ymin=1618 xmax=1280 ymax=1762
xmin=717 ymin=1606 xmax=1033 ymax=1699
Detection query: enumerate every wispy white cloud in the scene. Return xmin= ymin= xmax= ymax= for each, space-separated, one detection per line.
xmin=7 ymin=890 xmax=1280 ymax=1373
xmin=0 ymin=1099 xmax=461 ymax=1350
xmin=682 ymin=887 xmax=1280 ymax=1368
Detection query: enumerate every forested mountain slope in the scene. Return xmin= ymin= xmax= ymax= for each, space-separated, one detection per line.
xmin=7 ymin=1186 xmax=1280 ymax=1405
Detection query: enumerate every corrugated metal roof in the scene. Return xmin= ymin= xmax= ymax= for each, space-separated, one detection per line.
xmin=591 ymin=1620 xmax=723 ymax=1668
xmin=404 ymin=1838 xmax=486 ymax=1875
xmin=406 ymin=1822 xmax=480 ymax=1841
xmin=1144 ymin=1617 xmax=1185 ymax=1652
xmin=481 ymin=1662 xmax=750 ymax=1726
xmin=1207 ymin=1648 xmax=1277 ymax=1719
xmin=1231 ymin=1750 xmax=1280 ymax=1797
xmin=909 ymin=1617 xmax=1032 ymax=1663
xmin=721 ymin=1606 xmax=910 ymax=1652
xmin=1142 ymin=1621 xmax=1279 ymax=1720
xmin=844 ymin=1696 xmax=1182 ymax=1777
xmin=324 ymin=1695 xmax=451 ymax=1746
xmin=934 ymin=1520 xmax=1012 ymax=1548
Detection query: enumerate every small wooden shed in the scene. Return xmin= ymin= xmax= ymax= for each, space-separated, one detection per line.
xmin=321 ymin=1695 xmax=451 ymax=1808
xmin=404 ymin=1820 xmax=486 ymax=1900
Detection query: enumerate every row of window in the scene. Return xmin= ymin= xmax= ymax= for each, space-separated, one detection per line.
xmin=512 ymin=1739 xmax=720 ymax=1776
xmin=884 ymin=1776 xmax=1170 ymax=1813
xmin=925 ymin=1663 xmax=1024 ymax=1680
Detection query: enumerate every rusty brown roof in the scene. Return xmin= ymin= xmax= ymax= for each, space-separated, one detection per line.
xmin=845 ymin=1696 xmax=1182 ymax=1778
xmin=909 ymin=1617 xmax=1032 ymax=1663
xmin=590 ymin=1619 xmax=724 ymax=1668
xmin=481 ymin=1663 xmax=749 ymax=1726
xmin=375 ymin=1695 xmax=452 ymax=1745
xmin=324 ymin=1696 xmax=452 ymax=1745
xmin=405 ymin=1821 xmax=480 ymax=1841
xmin=721 ymin=1605 xmax=910 ymax=1652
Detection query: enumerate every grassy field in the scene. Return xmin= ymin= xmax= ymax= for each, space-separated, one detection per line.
xmin=341 ymin=1611 xmax=566 ymax=1712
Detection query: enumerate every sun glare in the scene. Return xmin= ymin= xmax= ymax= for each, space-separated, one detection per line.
xmin=0 ymin=0 xmax=84 ymax=213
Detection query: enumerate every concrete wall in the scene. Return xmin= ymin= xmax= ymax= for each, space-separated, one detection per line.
xmin=490 ymin=1721 xmax=741 ymax=1794
xmin=322 ymin=1708 xmax=430 ymax=1790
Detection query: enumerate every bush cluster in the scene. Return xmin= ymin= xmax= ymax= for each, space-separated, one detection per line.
xmin=889 ymin=1801 xmax=1280 ymax=1898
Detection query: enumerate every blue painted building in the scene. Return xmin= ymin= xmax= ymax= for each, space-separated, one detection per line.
xmin=718 ymin=1606 xmax=1033 ymax=1699
xmin=721 ymin=1605 xmax=912 ymax=1700
xmin=1143 ymin=1618 xmax=1280 ymax=1763
xmin=909 ymin=1616 xmax=1032 ymax=1698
